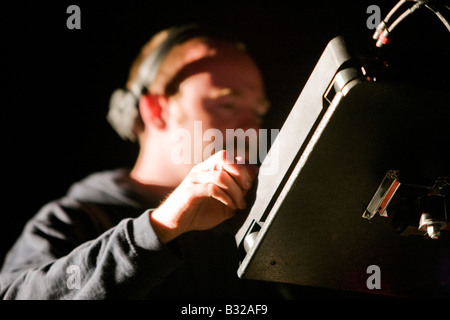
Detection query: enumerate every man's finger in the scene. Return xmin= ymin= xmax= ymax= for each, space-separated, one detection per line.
xmin=193 ymin=170 xmax=247 ymax=209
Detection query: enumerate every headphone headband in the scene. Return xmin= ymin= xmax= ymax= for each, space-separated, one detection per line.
xmin=107 ymin=24 xmax=207 ymax=141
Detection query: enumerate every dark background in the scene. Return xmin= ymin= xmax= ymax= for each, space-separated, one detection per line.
xmin=2 ymin=0 xmax=449 ymax=298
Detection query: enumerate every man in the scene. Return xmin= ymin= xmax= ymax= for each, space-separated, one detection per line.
xmin=0 ymin=25 xmax=281 ymax=299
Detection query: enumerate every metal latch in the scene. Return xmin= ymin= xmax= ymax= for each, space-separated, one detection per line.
xmin=362 ymin=170 xmax=401 ymax=220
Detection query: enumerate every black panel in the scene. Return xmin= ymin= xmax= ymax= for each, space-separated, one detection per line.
xmin=238 ymin=80 xmax=450 ymax=298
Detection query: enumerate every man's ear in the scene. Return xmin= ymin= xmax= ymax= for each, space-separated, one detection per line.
xmin=139 ymin=94 xmax=169 ymax=129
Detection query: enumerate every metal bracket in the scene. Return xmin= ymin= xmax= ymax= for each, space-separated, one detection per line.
xmin=362 ymin=170 xmax=401 ymax=220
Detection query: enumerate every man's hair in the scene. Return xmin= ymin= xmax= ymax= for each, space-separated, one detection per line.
xmin=107 ymin=25 xmax=246 ymax=142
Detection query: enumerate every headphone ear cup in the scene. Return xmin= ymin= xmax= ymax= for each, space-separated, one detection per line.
xmin=107 ymin=89 xmax=139 ymax=141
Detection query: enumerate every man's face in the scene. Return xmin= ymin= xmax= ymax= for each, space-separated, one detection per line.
xmin=164 ymin=40 xmax=269 ymax=169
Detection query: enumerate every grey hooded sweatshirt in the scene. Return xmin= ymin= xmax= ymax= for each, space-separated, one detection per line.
xmin=0 ymin=169 xmax=279 ymax=299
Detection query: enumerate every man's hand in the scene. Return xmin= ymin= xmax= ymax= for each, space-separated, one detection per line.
xmin=149 ymin=150 xmax=257 ymax=243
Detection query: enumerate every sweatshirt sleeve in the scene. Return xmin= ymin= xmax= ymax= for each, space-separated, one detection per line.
xmin=0 ymin=200 xmax=182 ymax=299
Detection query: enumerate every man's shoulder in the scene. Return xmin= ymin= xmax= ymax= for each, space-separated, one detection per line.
xmin=66 ymin=168 xmax=134 ymax=205
xmin=29 ymin=168 xmax=140 ymax=237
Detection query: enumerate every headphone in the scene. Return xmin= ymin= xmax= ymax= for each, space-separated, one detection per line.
xmin=107 ymin=24 xmax=210 ymax=141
